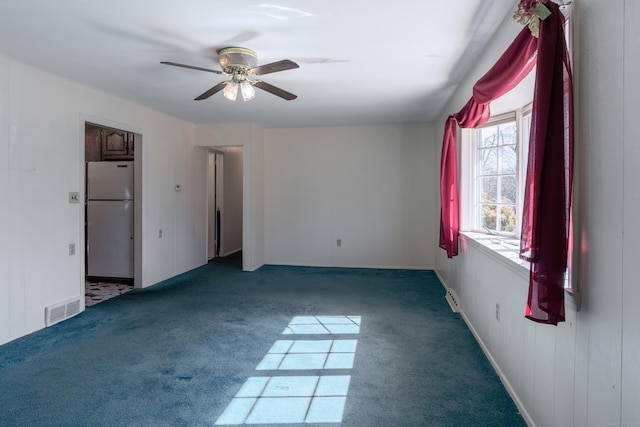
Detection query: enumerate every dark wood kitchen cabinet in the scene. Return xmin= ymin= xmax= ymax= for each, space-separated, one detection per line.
xmin=101 ymin=129 xmax=134 ymax=160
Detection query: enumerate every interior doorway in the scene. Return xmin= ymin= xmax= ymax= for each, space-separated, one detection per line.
xmin=207 ymin=147 xmax=244 ymax=261
xmin=208 ymin=150 xmax=223 ymax=260
xmin=84 ymin=122 xmax=141 ymax=306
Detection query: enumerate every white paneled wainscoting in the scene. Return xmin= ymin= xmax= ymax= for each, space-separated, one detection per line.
xmin=436 ymin=234 xmax=579 ymax=427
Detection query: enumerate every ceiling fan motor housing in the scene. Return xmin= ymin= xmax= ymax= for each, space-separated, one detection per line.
xmin=218 ymin=47 xmax=258 ymax=76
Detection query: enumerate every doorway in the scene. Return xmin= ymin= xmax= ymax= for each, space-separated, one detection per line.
xmin=207 ymin=147 xmax=244 ymax=261
xmin=84 ymin=122 xmax=141 ymax=306
xmin=208 ymin=150 xmax=223 ymax=260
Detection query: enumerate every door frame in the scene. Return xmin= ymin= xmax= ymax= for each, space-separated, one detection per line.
xmin=80 ymin=115 xmax=144 ymax=297
xmin=207 ymin=149 xmax=224 ymax=259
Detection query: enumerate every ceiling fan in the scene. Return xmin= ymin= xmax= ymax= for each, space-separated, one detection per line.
xmin=161 ymin=47 xmax=299 ymax=102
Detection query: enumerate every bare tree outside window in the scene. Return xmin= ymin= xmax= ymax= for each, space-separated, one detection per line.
xmin=476 ymin=121 xmax=518 ymax=234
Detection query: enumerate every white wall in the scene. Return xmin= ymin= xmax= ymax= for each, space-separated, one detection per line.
xmin=264 ymin=124 xmax=435 ymax=269
xmin=621 ymin=2 xmax=640 ymax=423
xmin=247 ymin=123 xmax=265 ymax=271
xmin=0 ymin=55 xmax=208 ymax=345
xmin=435 ymin=2 xmax=640 ymax=426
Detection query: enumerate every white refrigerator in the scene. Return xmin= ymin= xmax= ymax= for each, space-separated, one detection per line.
xmin=86 ymin=161 xmax=134 ymax=279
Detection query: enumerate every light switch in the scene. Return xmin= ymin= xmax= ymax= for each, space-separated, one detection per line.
xmin=69 ymin=192 xmax=80 ymax=203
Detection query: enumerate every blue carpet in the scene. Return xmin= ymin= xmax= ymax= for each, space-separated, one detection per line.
xmin=0 ymin=253 xmax=525 ymax=426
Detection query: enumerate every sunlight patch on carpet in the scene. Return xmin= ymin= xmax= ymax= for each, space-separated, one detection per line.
xmin=282 ymin=315 xmax=361 ymax=334
xmin=215 ymin=376 xmax=350 ymax=424
xmin=214 ymin=315 xmax=361 ymax=425
xmin=256 ymin=339 xmax=357 ymax=370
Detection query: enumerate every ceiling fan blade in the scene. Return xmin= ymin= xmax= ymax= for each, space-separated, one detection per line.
xmin=194 ymin=82 xmax=228 ymax=100
xmin=252 ymin=80 xmax=297 ymax=100
xmin=291 ymin=57 xmax=351 ymax=64
xmin=160 ymin=61 xmax=223 ymax=75
xmin=250 ymin=59 xmax=299 ymax=76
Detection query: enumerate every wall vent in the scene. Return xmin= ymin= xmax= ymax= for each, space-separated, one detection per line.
xmin=445 ymin=288 xmax=461 ymax=313
xmin=45 ymin=297 xmax=82 ymax=327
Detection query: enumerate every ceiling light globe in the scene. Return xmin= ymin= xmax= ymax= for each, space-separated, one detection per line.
xmin=223 ymin=81 xmax=239 ymax=101
xmin=241 ymin=81 xmax=256 ymax=101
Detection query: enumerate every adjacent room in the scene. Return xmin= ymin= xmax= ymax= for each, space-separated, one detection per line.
xmin=1 ymin=1 xmax=639 ymax=426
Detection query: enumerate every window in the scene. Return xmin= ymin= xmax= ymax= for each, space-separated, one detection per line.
xmin=462 ymin=106 xmax=531 ymax=238
xmin=474 ymin=119 xmax=518 ymax=234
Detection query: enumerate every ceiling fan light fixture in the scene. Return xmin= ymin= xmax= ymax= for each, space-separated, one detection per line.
xmin=161 ymin=47 xmax=298 ymax=101
xmin=241 ymin=81 xmax=256 ymax=101
xmin=223 ymin=81 xmax=239 ymax=101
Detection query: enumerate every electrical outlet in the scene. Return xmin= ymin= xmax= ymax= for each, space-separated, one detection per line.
xmin=159 ymin=229 xmax=163 ymax=238
xmin=337 ymin=239 xmax=342 ymax=247
xmin=69 ymin=243 xmax=75 ymax=256
xmin=495 ymin=303 xmax=500 ymax=321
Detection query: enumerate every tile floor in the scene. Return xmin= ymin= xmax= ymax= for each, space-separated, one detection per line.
xmin=85 ymin=281 xmax=133 ymax=307
xmin=215 ymin=315 xmax=361 ymax=425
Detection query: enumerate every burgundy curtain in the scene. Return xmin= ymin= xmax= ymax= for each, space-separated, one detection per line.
xmin=439 ymin=2 xmax=573 ymax=325
xmin=439 ymin=29 xmax=537 ymax=257
xmin=520 ymin=3 xmax=573 ymax=325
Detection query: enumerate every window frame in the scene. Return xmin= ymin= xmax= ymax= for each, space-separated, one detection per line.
xmin=461 ymin=104 xmax=532 ymax=239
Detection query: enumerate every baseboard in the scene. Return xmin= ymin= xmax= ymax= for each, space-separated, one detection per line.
xmin=434 ymin=268 xmax=535 ymax=427
xmin=434 ymin=269 xmax=448 ymax=291
xmin=264 ymin=261 xmax=433 ymax=270
xmin=221 ymin=247 xmax=242 ymax=257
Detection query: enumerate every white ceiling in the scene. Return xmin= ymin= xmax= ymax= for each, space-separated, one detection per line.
xmin=0 ymin=0 xmax=516 ymax=128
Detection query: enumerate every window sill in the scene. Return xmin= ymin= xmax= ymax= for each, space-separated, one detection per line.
xmin=459 ymin=232 xmax=530 ymax=280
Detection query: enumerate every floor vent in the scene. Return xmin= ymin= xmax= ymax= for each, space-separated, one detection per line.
xmin=45 ymin=297 xmax=82 ymax=327
xmin=445 ymin=288 xmax=461 ymax=313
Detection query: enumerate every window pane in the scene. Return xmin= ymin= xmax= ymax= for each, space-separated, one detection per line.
xmin=500 ymin=205 xmax=517 ymax=233
xmin=472 ymin=116 xmax=521 ymax=235
xmin=497 ymin=122 xmax=517 ymax=146
xmin=481 ymin=205 xmax=497 ymax=230
xmin=499 ymin=145 xmax=517 ymax=174
xmin=478 ymin=148 xmax=498 ymax=175
xmin=500 ymin=176 xmax=517 ymax=204
xmin=479 ymin=177 xmax=497 ymax=203
xmin=478 ymin=126 xmax=498 ymax=148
